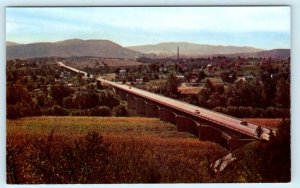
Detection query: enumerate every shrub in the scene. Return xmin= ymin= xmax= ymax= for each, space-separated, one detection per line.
xmin=7 ymin=101 xmax=42 ymax=119
xmin=114 ymin=104 xmax=128 ymax=117
xmin=44 ymin=105 xmax=69 ymax=116
xmin=88 ymin=106 xmax=111 ymax=116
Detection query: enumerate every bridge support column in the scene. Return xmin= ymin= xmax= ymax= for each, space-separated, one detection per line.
xmin=198 ymin=125 xmax=228 ymax=148
xmin=175 ymin=116 xmax=199 ymax=136
xmin=146 ymin=103 xmax=160 ymax=118
xmin=227 ymin=139 xmax=255 ymax=151
xmin=136 ymin=98 xmax=147 ymax=115
xmin=127 ymin=95 xmax=136 ymax=109
xmin=159 ymin=108 xmax=177 ymax=124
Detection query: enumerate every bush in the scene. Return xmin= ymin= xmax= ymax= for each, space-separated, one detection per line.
xmin=7 ymin=101 xmax=42 ymax=119
xmin=70 ymin=106 xmax=111 ymax=117
xmin=44 ymin=105 xmax=69 ymax=116
xmin=114 ymin=104 xmax=129 ymax=117
xmin=7 ymin=105 xmax=20 ymax=119
xmin=88 ymin=106 xmax=111 ymax=116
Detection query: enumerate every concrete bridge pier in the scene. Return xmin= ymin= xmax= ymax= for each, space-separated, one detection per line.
xmin=136 ymin=98 xmax=147 ymax=115
xmin=198 ymin=125 xmax=228 ymax=148
xmin=146 ymin=103 xmax=160 ymax=118
xmin=175 ymin=116 xmax=199 ymax=136
xmin=159 ymin=108 xmax=177 ymax=124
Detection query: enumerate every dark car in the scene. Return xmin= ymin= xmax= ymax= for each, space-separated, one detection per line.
xmin=240 ymin=121 xmax=248 ymax=126
xmin=195 ymin=110 xmax=200 ymax=114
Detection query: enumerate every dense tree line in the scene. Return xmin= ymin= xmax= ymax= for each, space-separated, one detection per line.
xmin=198 ymin=77 xmax=289 ymax=118
xmin=6 ymin=60 xmax=128 ymax=119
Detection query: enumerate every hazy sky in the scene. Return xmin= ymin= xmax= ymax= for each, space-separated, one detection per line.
xmin=6 ymin=7 xmax=290 ymax=49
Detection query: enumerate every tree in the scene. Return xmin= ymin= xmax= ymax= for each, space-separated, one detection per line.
xmin=258 ymin=119 xmax=290 ymax=182
xmin=197 ymin=71 xmax=206 ymax=82
xmin=88 ymin=106 xmax=111 ymax=116
xmin=208 ymin=91 xmax=225 ymax=108
xmin=7 ymin=83 xmax=31 ymax=105
xmin=50 ymin=84 xmax=71 ymax=105
xmin=197 ymin=88 xmax=210 ymax=108
xmin=63 ymin=96 xmax=74 ymax=108
xmin=275 ymin=78 xmax=290 ymax=108
xmin=220 ymin=71 xmax=236 ymax=83
xmin=114 ymin=104 xmax=129 ymax=117
xmin=163 ymin=72 xmax=180 ymax=98
xmin=205 ymin=79 xmax=214 ymax=93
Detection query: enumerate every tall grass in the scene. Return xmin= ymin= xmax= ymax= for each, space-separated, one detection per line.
xmin=7 ymin=117 xmax=227 ymax=183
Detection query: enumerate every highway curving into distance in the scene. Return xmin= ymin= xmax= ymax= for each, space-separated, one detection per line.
xmin=58 ymin=62 xmax=275 ymax=141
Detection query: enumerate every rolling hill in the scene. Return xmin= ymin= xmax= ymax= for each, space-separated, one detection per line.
xmin=226 ymin=49 xmax=290 ymax=59
xmin=6 ymin=41 xmax=19 ymax=46
xmin=6 ymin=39 xmax=142 ymax=59
xmin=6 ymin=39 xmax=289 ymax=59
xmin=127 ymin=42 xmax=263 ymax=57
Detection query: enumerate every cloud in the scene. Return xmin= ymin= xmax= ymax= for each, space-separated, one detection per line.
xmin=5 ymin=7 xmax=290 ymax=48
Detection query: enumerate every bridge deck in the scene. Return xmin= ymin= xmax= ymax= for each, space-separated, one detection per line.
xmin=58 ymin=62 xmax=274 ymax=140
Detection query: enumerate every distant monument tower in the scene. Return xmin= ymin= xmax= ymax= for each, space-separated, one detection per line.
xmin=177 ymin=46 xmax=179 ymax=61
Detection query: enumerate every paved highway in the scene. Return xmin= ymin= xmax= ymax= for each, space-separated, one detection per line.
xmin=58 ymin=62 xmax=274 ymax=140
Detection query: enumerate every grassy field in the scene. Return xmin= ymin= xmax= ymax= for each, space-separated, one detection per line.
xmin=7 ymin=116 xmax=203 ymax=139
xmin=7 ymin=116 xmax=227 ymax=183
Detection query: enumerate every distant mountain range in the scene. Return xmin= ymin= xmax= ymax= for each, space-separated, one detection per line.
xmin=6 ymin=39 xmax=141 ymax=59
xmin=224 ymin=49 xmax=290 ymax=59
xmin=127 ymin=42 xmax=263 ymax=57
xmin=6 ymin=39 xmax=290 ymax=59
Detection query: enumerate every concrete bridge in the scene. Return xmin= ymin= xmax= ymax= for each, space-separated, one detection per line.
xmin=58 ymin=62 xmax=276 ymax=151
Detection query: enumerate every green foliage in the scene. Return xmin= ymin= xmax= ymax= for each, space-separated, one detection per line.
xmin=88 ymin=106 xmax=111 ymax=116
xmin=275 ymin=78 xmax=290 ymax=108
xmin=7 ymin=101 xmax=42 ymax=119
xmin=220 ymin=71 xmax=236 ymax=83
xmin=50 ymin=84 xmax=72 ymax=105
xmin=70 ymin=106 xmax=111 ymax=116
xmin=114 ymin=104 xmax=129 ymax=117
xmin=215 ymin=119 xmax=290 ymax=183
xmin=44 ymin=105 xmax=69 ymax=116
xmin=98 ymin=90 xmax=120 ymax=109
xmin=213 ymin=106 xmax=289 ymax=118
xmin=161 ymin=72 xmax=180 ymax=98
xmin=258 ymin=119 xmax=291 ymax=182
xmin=7 ymin=83 xmax=31 ymax=105
xmin=7 ymin=131 xmax=110 ymax=184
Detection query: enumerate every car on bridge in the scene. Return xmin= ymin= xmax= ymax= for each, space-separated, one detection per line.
xmin=240 ymin=121 xmax=248 ymax=126
xmin=194 ymin=110 xmax=200 ymax=114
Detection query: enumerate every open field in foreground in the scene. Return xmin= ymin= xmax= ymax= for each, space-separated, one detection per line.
xmin=7 ymin=116 xmax=228 ymax=183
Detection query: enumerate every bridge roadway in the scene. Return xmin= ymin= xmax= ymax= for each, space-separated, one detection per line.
xmin=58 ymin=62 xmax=274 ymax=141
